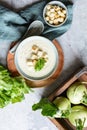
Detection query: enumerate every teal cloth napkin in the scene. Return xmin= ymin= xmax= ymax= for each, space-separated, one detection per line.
xmin=0 ymin=0 xmax=73 ymax=42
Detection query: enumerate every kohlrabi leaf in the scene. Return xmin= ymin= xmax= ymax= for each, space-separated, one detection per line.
xmin=32 ymin=98 xmax=58 ymax=117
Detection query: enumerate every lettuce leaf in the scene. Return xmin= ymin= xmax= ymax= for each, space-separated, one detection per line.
xmin=0 ymin=65 xmax=31 ymax=108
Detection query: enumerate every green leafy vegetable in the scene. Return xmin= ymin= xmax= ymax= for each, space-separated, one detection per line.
xmin=32 ymin=98 xmax=58 ymax=117
xmin=34 ymin=58 xmax=46 ymax=71
xmin=75 ymin=118 xmax=86 ymax=130
xmin=68 ymin=105 xmax=87 ymax=130
xmin=32 ymin=97 xmax=71 ymax=118
xmin=67 ymin=82 xmax=87 ymax=105
xmin=82 ymin=91 xmax=87 ymax=106
xmin=0 ymin=65 xmax=31 ymax=108
xmin=53 ymin=96 xmax=71 ymax=118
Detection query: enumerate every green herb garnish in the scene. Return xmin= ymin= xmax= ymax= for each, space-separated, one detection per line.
xmin=34 ymin=58 xmax=46 ymax=71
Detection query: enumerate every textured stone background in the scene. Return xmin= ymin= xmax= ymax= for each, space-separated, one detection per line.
xmin=0 ymin=0 xmax=87 ymax=130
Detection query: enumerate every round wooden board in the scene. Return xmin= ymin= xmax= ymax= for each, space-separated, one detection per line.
xmin=7 ymin=39 xmax=64 ymax=88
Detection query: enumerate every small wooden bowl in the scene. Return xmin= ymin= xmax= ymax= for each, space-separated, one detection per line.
xmin=48 ymin=66 xmax=87 ymax=130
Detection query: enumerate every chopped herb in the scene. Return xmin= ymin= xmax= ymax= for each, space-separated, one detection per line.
xmin=34 ymin=58 xmax=46 ymax=71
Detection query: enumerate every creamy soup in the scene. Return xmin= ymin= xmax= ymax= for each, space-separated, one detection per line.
xmin=15 ymin=36 xmax=58 ymax=80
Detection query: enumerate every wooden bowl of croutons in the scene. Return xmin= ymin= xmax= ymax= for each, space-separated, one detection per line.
xmin=43 ymin=1 xmax=68 ymax=27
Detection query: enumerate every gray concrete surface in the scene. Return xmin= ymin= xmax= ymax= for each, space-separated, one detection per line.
xmin=0 ymin=0 xmax=87 ymax=130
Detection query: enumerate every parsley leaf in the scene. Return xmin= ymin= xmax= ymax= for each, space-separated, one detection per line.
xmin=34 ymin=58 xmax=46 ymax=71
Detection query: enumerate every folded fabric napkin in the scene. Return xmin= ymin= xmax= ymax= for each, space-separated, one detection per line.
xmin=0 ymin=0 xmax=73 ymax=42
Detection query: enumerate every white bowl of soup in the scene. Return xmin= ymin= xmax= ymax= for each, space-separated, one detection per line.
xmin=15 ymin=36 xmax=58 ymax=81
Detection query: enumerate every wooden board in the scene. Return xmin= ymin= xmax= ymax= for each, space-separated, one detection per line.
xmin=48 ymin=66 xmax=87 ymax=130
xmin=7 ymin=39 xmax=64 ymax=88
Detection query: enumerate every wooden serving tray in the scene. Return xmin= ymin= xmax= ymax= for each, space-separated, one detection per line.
xmin=48 ymin=66 xmax=87 ymax=130
xmin=7 ymin=39 xmax=64 ymax=88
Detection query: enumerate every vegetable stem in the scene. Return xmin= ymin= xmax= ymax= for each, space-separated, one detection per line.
xmin=75 ymin=118 xmax=86 ymax=130
xmin=82 ymin=92 xmax=87 ymax=105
